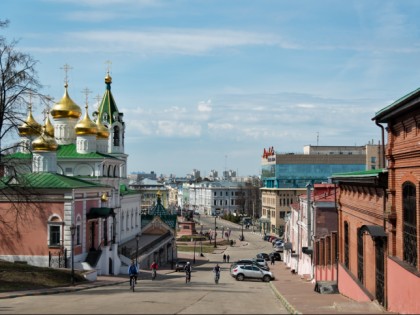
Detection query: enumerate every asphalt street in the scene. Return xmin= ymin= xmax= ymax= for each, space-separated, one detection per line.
xmin=0 ymin=220 xmax=288 ymax=314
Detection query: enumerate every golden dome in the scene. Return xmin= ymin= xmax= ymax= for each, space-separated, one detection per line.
xmin=18 ymin=105 xmax=42 ymax=136
xmin=44 ymin=110 xmax=54 ymax=137
xmin=105 ymin=72 xmax=112 ymax=84
xmin=50 ymin=84 xmax=82 ymax=119
xmin=75 ymin=104 xmax=98 ymax=136
xmin=96 ymin=117 xmax=109 ymax=139
xmin=32 ymin=126 xmax=58 ymax=151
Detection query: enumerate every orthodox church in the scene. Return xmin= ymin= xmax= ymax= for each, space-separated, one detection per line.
xmin=0 ymin=71 xmax=142 ymax=276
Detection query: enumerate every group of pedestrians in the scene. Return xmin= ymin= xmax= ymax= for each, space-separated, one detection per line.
xmin=222 ymin=254 xmax=230 ymax=263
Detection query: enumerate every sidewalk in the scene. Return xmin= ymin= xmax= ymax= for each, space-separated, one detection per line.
xmin=0 ymin=262 xmax=176 ymax=300
xmin=267 ymin=261 xmax=393 ymax=314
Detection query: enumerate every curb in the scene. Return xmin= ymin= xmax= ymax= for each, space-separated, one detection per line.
xmin=269 ymin=282 xmax=301 ymax=315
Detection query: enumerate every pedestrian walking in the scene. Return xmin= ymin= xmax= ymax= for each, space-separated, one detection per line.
xmin=270 ymin=255 xmax=275 ymax=265
xmin=227 ymin=254 xmax=230 ymax=263
xmin=223 ymin=254 xmax=226 ymax=263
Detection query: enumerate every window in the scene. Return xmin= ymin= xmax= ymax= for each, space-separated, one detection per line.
xmin=76 ymin=216 xmax=81 ymax=245
xmin=403 ymin=182 xmax=417 ymax=267
xmin=48 ymin=215 xmax=62 ymax=247
xmin=344 ymin=221 xmax=349 ymax=268
xmin=113 ymin=126 xmax=120 ymax=146
xmin=76 ymin=225 xmax=81 ymax=245
xmin=357 ymin=228 xmax=364 ymax=283
xmin=371 ymin=156 xmax=376 ymax=163
xmin=49 ymin=226 xmax=61 ymax=246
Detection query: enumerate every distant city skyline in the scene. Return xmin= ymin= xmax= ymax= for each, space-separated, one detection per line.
xmin=3 ymin=1 xmax=420 ymax=176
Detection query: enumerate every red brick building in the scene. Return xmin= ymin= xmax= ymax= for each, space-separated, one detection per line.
xmin=331 ymin=87 xmax=420 ymax=314
xmin=373 ymin=89 xmax=420 ymax=314
xmin=332 ymin=169 xmax=388 ymax=306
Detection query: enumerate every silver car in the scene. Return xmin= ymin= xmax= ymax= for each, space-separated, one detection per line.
xmin=252 ymin=258 xmax=269 ymax=269
xmin=230 ymin=264 xmax=275 ymax=282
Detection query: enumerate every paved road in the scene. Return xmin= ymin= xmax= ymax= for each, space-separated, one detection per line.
xmin=1 ymin=220 xmax=288 ymax=314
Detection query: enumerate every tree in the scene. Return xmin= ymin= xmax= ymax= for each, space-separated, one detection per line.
xmin=0 ymin=19 xmax=43 ymax=158
xmin=0 ymin=19 xmax=45 ymax=235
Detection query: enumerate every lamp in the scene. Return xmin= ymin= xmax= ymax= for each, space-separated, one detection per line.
xmin=101 ymin=192 xmax=108 ymax=202
xmin=70 ymin=224 xmax=76 ymax=285
xmin=136 ymin=234 xmax=140 ymax=266
xmin=193 ymin=239 xmax=196 ymax=264
xmin=214 ymin=216 xmax=217 ymax=248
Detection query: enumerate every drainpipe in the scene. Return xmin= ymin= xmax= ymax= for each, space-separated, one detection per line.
xmin=375 ymin=121 xmax=386 ymax=169
xmin=334 ymin=182 xmax=339 ymax=284
xmin=306 ymin=182 xmax=313 ymax=280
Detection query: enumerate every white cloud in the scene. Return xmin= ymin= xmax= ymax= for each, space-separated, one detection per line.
xmin=156 ymin=121 xmax=201 ymax=137
xmin=197 ymin=100 xmax=212 ymax=112
xmin=29 ymin=28 xmax=294 ymax=55
xmin=207 ymin=122 xmax=233 ymax=131
xmin=296 ymin=103 xmax=315 ymax=109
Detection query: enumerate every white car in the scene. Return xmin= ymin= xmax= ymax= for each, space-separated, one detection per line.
xmin=230 ymin=264 xmax=274 ymax=282
xmin=252 ymin=258 xmax=269 ymax=269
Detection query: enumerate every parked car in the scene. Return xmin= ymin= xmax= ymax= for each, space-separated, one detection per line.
xmin=269 ymin=252 xmax=281 ymax=261
xmin=274 ymin=244 xmax=284 ymax=252
xmin=230 ymin=264 xmax=275 ymax=282
xmin=256 ymin=253 xmax=270 ymax=261
xmin=175 ymin=260 xmax=188 ymax=272
xmin=274 ymin=239 xmax=284 ymax=246
xmin=230 ymin=259 xmax=269 ymax=271
xmin=262 ymin=235 xmax=270 ymax=241
xmin=252 ymin=258 xmax=269 ymax=269
xmin=271 ymin=237 xmax=281 ymax=244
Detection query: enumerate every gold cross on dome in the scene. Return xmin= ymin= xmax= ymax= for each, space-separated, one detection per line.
xmin=81 ymin=87 xmax=92 ymax=108
xmin=105 ymin=60 xmax=112 ymax=75
xmin=60 ymin=63 xmax=73 ymax=85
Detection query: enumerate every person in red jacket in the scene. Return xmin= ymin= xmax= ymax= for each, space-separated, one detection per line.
xmin=150 ymin=261 xmax=158 ymax=279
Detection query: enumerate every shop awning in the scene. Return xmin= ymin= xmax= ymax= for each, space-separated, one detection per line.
xmin=87 ymin=207 xmax=114 ymax=219
xmin=360 ymin=225 xmax=387 ymax=239
xmin=284 ymin=242 xmax=293 ymax=250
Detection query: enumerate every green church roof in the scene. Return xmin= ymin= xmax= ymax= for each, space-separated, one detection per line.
xmin=141 ymin=192 xmax=177 ymax=229
xmin=4 ymin=144 xmax=117 ymax=161
xmin=57 ymin=144 xmax=115 ymax=159
xmin=149 ymin=193 xmax=169 ymax=216
xmin=0 ymin=172 xmax=106 ymax=189
xmin=97 ymin=74 xmax=122 ymax=126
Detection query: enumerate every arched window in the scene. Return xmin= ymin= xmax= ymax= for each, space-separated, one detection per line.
xmin=357 ymin=228 xmax=364 ymax=283
xmin=76 ymin=215 xmax=82 ymax=246
xmin=48 ymin=215 xmax=63 ymax=247
xmin=113 ymin=126 xmax=120 ymax=146
xmin=344 ymin=221 xmax=349 ymax=268
xmin=403 ymin=182 xmax=417 ymax=267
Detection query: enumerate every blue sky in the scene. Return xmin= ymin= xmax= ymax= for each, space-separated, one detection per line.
xmin=3 ymin=0 xmax=420 ymax=177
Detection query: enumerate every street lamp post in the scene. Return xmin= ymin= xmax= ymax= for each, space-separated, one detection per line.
xmin=136 ymin=234 xmax=140 ymax=267
xmin=171 ymin=238 xmax=175 ymax=269
xmin=241 ymin=215 xmax=245 ymax=241
xmin=193 ymin=240 xmax=196 ymax=264
xmin=70 ymin=224 xmax=76 ymax=285
xmin=200 ymin=224 xmax=204 ymax=257
xmin=214 ymin=215 xmax=217 ymax=248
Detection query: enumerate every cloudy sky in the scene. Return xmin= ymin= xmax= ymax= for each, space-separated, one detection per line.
xmin=3 ymin=0 xmax=420 ymax=177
